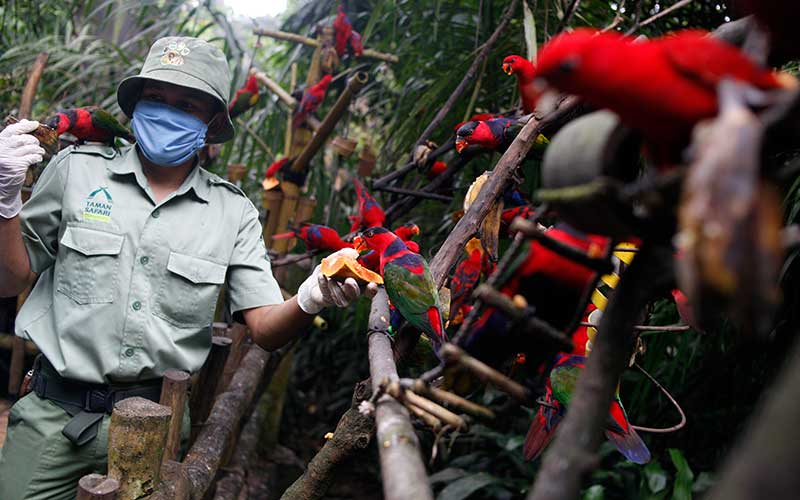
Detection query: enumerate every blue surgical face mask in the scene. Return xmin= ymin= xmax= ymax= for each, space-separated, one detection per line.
xmin=132 ymin=100 xmax=208 ymax=167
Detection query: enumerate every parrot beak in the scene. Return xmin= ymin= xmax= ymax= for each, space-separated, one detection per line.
xmin=455 ymin=137 xmax=468 ymax=153
xmin=411 ymin=226 xmax=420 ymax=236
xmin=353 ymin=235 xmax=367 ymax=253
xmin=502 ymin=63 xmax=513 ymax=75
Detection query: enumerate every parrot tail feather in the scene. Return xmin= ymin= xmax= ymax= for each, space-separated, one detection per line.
xmin=523 ymin=410 xmax=560 ymax=461
xmin=605 ymin=428 xmax=651 ymax=464
xmin=271 ymin=231 xmax=295 ymax=240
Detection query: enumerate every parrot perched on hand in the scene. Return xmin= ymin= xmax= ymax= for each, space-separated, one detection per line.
xmin=535 ymin=28 xmax=788 ymax=166
xmin=272 ymin=223 xmax=352 ymax=253
xmin=524 ymin=353 xmax=651 ymax=464
xmin=333 ymin=5 xmax=354 ymax=57
xmin=293 ymin=74 xmax=333 ymax=129
xmin=350 ymin=178 xmax=386 ymax=232
xmin=228 ymin=73 xmax=259 ymax=119
xmin=355 ymin=227 xmax=448 ymax=352
xmin=449 ymin=237 xmax=494 ymax=326
xmin=503 ymin=54 xmax=539 ymax=113
xmin=45 ymin=106 xmax=134 ymax=144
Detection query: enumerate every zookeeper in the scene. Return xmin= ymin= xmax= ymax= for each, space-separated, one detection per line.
xmin=0 ymin=36 xmax=369 ymax=500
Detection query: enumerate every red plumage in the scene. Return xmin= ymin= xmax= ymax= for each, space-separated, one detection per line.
xmin=536 ymin=28 xmax=785 ymax=166
xmin=333 ymin=5 xmax=353 ymax=57
xmin=272 ymin=223 xmax=352 ymax=253
xmin=293 ymin=75 xmax=333 ymax=129
xmin=266 ymin=157 xmax=290 ymax=178
xmin=502 ymin=54 xmax=538 ymax=113
xmin=352 ymin=178 xmax=386 ymax=231
xmin=428 ymin=161 xmax=448 ymax=179
xmin=349 ymin=30 xmax=364 ymax=57
xmin=228 ymin=74 xmax=259 ymax=119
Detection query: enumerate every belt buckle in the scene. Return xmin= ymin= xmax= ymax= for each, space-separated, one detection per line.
xmin=85 ymin=389 xmax=110 ymax=413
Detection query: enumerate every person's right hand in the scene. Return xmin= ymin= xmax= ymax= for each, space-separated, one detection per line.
xmin=0 ymin=120 xmax=45 ymax=219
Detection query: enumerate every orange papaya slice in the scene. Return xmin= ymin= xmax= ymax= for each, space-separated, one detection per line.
xmin=321 ymin=252 xmax=384 ymax=285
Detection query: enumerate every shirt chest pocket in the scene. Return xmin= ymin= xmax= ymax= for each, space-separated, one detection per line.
xmin=153 ymin=251 xmax=227 ymax=328
xmin=56 ymin=225 xmax=125 ymax=305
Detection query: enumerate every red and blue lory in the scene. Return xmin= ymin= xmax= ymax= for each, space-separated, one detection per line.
xmin=524 ymin=353 xmax=651 ymax=464
xmin=354 ymin=227 xmax=447 ymax=352
xmin=449 ymin=237 xmax=494 ymax=326
xmin=455 ymin=117 xmax=522 ymax=154
xmin=272 ymin=223 xmax=352 ymax=253
xmin=228 ymin=73 xmax=259 ymax=119
xmin=349 ymin=178 xmax=386 ymax=232
xmin=502 ymin=54 xmax=538 ymax=113
xmin=333 ymin=5 xmax=354 ymax=57
xmin=358 ymin=223 xmax=420 ymax=272
xmin=293 ymin=74 xmax=333 ymax=129
xmin=45 ymin=106 xmax=134 ymax=144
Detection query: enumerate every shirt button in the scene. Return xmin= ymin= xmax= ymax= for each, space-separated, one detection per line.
xmin=140 ymin=256 xmax=149 ymax=265
xmin=132 ymin=301 xmax=142 ymax=311
xmin=125 ymin=348 xmax=135 ymax=357
xmin=152 ymin=210 xmax=160 ymax=219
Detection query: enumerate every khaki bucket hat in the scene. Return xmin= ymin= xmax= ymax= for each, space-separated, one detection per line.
xmin=117 ymin=36 xmax=235 ymax=143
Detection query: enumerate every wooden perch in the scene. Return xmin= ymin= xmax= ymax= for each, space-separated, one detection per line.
xmin=528 ymin=244 xmax=674 ymax=500
xmin=441 ymin=344 xmax=533 ymax=404
xmin=383 ymin=380 xmax=467 ymax=430
xmin=19 ymin=52 xmax=49 ymax=118
xmin=280 ymin=381 xmax=376 ymax=500
xmin=291 ymin=71 xmax=369 ymax=174
xmin=408 ymin=379 xmax=496 ymax=420
xmin=76 ymin=474 xmax=119 ymax=500
xmin=159 ymin=370 xmax=190 ymax=464
xmin=252 ymin=70 xmax=321 ymax=131
xmin=368 ymin=289 xmax=434 ymax=500
xmin=253 ymin=28 xmax=399 ymax=63
xmin=428 ymin=96 xmax=580 ymax=288
xmin=189 ymin=336 xmax=232 ymax=443
xmin=373 ymin=184 xmax=453 ymax=202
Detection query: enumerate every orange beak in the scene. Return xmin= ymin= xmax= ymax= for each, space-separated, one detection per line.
xmin=502 ymin=62 xmax=513 ymax=75
xmin=410 ymin=225 xmax=420 ymax=236
xmin=455 ymin=137 xmax=468 ymax=153
xmin=353 ymin=235 xmax=368 ymax=253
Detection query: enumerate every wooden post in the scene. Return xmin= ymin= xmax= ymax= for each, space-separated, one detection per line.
xmin=19 ymin=52 xmax=49 ymax=118
xmin=368 ymin=289 xmax=434 ymax=500
xmin=262 ymin=189 xmax=284 ymax=243
xmin=159 ymin=370 xmax=190 ymax=463
xmin=221 ymin=323 xmax=249 ymax=391
xmin=189 ymin=336 xmax=232 ymax=443
xmin=76 ymin=474 xmax=119 ymax=500
xmin=147 ymin=460 xmax=190 ymax=500
xmin=107 ymin=397 xmax=171 ymax=499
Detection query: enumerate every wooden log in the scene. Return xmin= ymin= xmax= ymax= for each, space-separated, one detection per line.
xmin=107 ymin=397 xmax=172 ymax=500
xmin=147 ymin=460 xmax=190 ymax=500
xmin=189 ymin=336 xmax=232 ymax=443
xmin=368 ymin=289 xmax=434 ymax=500
xmin=7 ymin=337 xmax=26 ymax=397
xmin=253 ymin=28 xmax=399 ymax=63
xmin=221 ymin=323 xmax=249 ymax=391
xmin=441 ymin=344 xmax=532 ymax=404
xmin=19 ymin=52 xmax=49 ymax=118
xmin=182 ymin=345 xmax=280 ymax=499
xmin=76 ymin=474 xmax=119 ymax=500
xmin=0 ymin=334 xmax=38 ymax=355
xmin=159 ymin=370 xmax=190 ymax=463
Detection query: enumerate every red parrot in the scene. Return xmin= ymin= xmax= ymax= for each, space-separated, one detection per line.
xmin=272 ymin=223 xmax=352 ymax=253
xmin=535 ymin=28 xmax=787 ymax=166
xmin=502 ymin=205 xmax=535 ymax=226
xmin=350 ymin=178 xmax=386 ymax=231
xmin=45 ymin=106 xmax=134 ymax=144
xmin=428 ymin=161 xmax=448 ymax=179
xmin=358 ymin=223 xmax=420 ymax=272
xmin=524 ymin=354 xmax=650 ymax=464
xmin=333 ymin=5 xmax=353 ymax=57
xmin=449 ymin=238 xmax=494 ymax=326
xmin=452 ymin=112 xmax=503 ymax=133
xmin=502 ymin=54 xmax=538 ymax=113
xmin=228 ymin=73 xmax=259 ymax=119
xmin=354 ymin=227 xmax=448 ymax=351
xmin=393 ymin=222 xmax=420 ymax=243
xmin=455 ymin=117 xmax=522 ymax=153
xmin=293 ymin=75 xmax=333 ymax=129
xmin=265 ymin=157 xmax=290 ymax=179
xmin=349 ymin=30 xmax=364 ymax=57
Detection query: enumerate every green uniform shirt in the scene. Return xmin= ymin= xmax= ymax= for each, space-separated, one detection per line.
xmin=15 ymin=144 xmax=283 ymax=384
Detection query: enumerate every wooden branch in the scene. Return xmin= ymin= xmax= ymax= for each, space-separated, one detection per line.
xmin=182 ymin=345 xmax=282 ymax=499
xmin=189 ymin=336 xmax=232 ymax=443
xmin=627 ymin=0 xmax=693 ymax=33
xmin=528 ymin=244 xmax=674 ymax=500
xmin=280 ymin=381 xmax=375 ymax=500
xmin=148 ymin=460 xmax=190 ymax=500
xmin=705 ymin=336 xmax=800 ymax=500
xmin=76 ymin=474 xmax=119 ymax=500
xmin=441 ymin=344 xmax=533 ymax=404
xmin=291 ymin=72 xmax=369 ymax=174
xmin=629 ymin=363 xmax=687 ymax=434
xmin=108 ymin=397 xmax=172 ymax=499
xmin=253 ymin=70 xmax=297 ymax=107
xmin=553 ymin=0 xmax=581 ymax=35
xmin=0 ymin=334 xmax=38 ymax=354
xmin=428 ymin=96 xmax=579 ymax=289
xmin=368 ymin=289 xmax=434 ymax=500
xmin=253 ymin=28 xmax=399 ymax=63
xmin=373 ymin=184 xmax=453 ymax=202
xmin=159 ymin=370 xmax=190 ymax=464
xmin=413 ymin=0 xmax=519 ymax=148
xmin=579 ymin=322 xmax=691 ymax=333
xmin=19 ymin=52 xmax=49 ymax=118
xmin=408 ymin=379 xmax=496 ymax=420
xmin=384 ymin=381 xmax=467 ymax=430
xmin=271 ymin=251 xmax=317 ymax=268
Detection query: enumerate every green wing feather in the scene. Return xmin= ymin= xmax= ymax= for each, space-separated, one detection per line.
xmin=550 ymin=365 xmax=581 ymax=407
xmin=384 ymin=259 xmax=441 ymax=336
xmin=91 ymin=108 xmax=134 ymax=141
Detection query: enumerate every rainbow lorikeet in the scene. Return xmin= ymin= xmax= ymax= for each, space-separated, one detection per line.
xmin=502 ymin=54 xmax=539 ymax=113
xmin=535 ymin=28 xmax=789 ymax=166
xmin=45 ymin=106 xmax=134 ymax=144
xmin=228 ymin=73 xmax=259 ymax=119
xmin=333 ymin=5 xmax=353 ymax=57
xmin=524 ymin=353 xmax=651 ymax=464
xmin=293 ymin=74 xmax=333 ymax=129
xmin=358 ymin=224 xmax=420 ymax=272
xmin=449 ymin=238 xmax=494 ymax=326
xmin=349 ymin=178 xmax=386 ymax=232
xmin=354 ymin=227 xmax=447 ymax=352
xmin=272 ymin=223 xmax=352 ymax=253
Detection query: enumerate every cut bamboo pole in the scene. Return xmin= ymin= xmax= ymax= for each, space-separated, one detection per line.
xmin=108 ymin=397 xmax=172 ymax=499
xmin=368 ymin=289 xmax=434 ymax=500
xmin=159 ymin=370 xmax=190 ymax=463
xmin=76 ymin=474 xmax=119 ymax=500
xmin=189 ymin=336 xmax=232 ymax=443
xmin=253 ymin=28 xmax=399 ymax=63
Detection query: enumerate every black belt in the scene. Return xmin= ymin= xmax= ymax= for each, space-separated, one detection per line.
xmin=30 ymin=356 xmax=163 ymax=446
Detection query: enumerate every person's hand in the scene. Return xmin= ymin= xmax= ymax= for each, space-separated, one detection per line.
xmin=0 ymin=120 xmax=45 ymax=219
xmin=297 ymin=248 xmax=380 ymax=314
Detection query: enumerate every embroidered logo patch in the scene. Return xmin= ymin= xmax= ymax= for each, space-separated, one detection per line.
xmin=160 ymin=41 xmax=190 ymax=66
xmin=83 ymin=187 xmax=114 ymax=222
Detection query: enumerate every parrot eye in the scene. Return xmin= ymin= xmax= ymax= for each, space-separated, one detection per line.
xmin=558 ymin=58 xmax=578 ymax=74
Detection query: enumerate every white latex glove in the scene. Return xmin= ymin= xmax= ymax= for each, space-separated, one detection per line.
xmin=297 ymin=248 xmax=379 ymax=314
xmin=0 ymin=120 xmax=45 ymax=219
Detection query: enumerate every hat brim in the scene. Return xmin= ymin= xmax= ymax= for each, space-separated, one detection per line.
xmin=118 ymin=70 xmax=234 ymax=143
